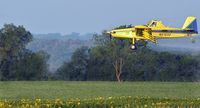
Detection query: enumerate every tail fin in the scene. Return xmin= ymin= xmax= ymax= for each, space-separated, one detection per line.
xmin=182 ymin=16 xmax=198 ymax=33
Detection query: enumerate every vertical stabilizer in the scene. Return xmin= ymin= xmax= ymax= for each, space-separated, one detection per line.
xmin=182 ymin=16 xmax=198 ymax=33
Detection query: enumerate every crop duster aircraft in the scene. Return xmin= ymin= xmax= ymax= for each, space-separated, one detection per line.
xmin=107 ymin=16 xmax=198 ymax=50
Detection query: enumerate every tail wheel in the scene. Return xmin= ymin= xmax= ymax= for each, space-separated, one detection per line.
xmin=190 ymin=38 xmax=196 ymax=43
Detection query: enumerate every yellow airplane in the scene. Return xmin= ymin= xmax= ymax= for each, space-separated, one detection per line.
xmin=107 ymin=16 xmax=198 ymax=50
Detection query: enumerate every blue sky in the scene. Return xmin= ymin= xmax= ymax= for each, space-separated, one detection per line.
xmin=0 ymin=0 xmax=199 ymax=34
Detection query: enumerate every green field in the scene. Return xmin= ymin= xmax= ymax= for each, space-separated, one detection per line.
xmin=0 ymin=81 xmax=200 ymax=99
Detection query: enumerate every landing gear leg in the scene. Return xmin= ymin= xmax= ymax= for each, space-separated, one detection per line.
xmin=130 ymin=38 xmax=137 ymax=50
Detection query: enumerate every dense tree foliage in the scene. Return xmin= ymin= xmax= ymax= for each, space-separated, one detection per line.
xmin=56 ymin=28 xmax=200 ymax=81
xmin=56 ymin=46 xmax=89 ymax=80
xmin=10 ymin=51 xmax=49 ymax=80
xmin=0 ymin=24 xmax=49 ymax=80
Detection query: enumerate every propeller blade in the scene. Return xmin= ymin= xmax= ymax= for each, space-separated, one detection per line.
xmin=109 ymin=34 xmax=112 ymax=41
xmin=106 ymin=31 xmax=112 ymax=41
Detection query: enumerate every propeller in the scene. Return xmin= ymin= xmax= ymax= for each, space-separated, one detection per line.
xmin=106 ymin=31 xmax=112 ymax=41
xmin=109 ymin=34 xmax=112 ymax=41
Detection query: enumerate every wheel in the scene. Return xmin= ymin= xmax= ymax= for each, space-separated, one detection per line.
xmin=130 ymin=44 xmax=137 ymax=50
xmin=191 ymin=39 xmax=196 ymax=43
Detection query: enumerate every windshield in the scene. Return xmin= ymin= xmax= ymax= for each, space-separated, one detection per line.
xmin=150 ymin=22 xmax=157 ymax=27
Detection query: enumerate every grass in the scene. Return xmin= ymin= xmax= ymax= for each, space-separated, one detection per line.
xmin=0 ymin=81 xmax=200 ymax=99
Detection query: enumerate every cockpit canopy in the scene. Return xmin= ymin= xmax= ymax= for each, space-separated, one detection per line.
xmin=148 ymin=20 xmax=166 ymax=28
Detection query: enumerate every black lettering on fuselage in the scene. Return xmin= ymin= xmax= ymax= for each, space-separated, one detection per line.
xmin=159 ymin=33 xmax=171 ymax=36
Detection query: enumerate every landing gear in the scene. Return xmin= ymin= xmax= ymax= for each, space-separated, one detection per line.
xmin=130 ymin=38 xmax=137 ymax=50
xmin=130 ymin=44 xmax=137 ymax=50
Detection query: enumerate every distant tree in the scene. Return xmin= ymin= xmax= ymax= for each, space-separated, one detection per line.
xmin=10 ymin=51 xmax=49 ymax=80
xmin=87 ymin=35 xmax=114 ymax=80
xmin=91 ymin=26 xmax=148 ymax=82
xmin=0 ymin=24 xmax=32 ymax=80
xmin=56 ymin=46 xmax=89 ymax=80
xmin=0 ymin=24 xmax=49 ymax=80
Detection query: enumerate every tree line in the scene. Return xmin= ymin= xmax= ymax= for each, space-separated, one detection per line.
xmin=0 ymin=24 xmax=200 ymax=81
xmin=0 ymin=24 xmax=49 ymax=80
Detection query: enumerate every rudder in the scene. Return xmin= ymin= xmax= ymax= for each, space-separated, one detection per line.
xmin=182 ymin=16 xmax=198 ymax=33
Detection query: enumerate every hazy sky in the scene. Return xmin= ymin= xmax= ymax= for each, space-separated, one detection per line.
xmin=0 ymin=0 xmax=199 ymax=34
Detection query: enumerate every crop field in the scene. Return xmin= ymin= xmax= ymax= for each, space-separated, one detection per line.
xmin=1 ymin=81 xmax=200 ymax=107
